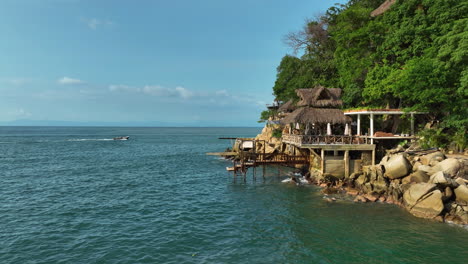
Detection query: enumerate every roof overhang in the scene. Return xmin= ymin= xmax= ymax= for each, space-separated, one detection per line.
xmin=344 ymin=110 xmax=426 ymax=115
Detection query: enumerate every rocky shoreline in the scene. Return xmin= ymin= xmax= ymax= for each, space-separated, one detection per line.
xmin=253 ymin=126 xmax=468 ymax=227
xmin=305 ymin=147 xmax=468 ymax=227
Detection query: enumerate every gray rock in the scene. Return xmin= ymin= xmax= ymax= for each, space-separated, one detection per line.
xmin=403 ymin=183 xmax=437 ymax=207
xmin=444 ymin=186 xmax=453 ymax=201
xmin=412 ymin=161 xmax=422 ymax=172
xmin=362 ymin=182 xmax=373 ymax=194
xmin=431 ymin=158 xmax=462 ymax=177
xmin=410 ymin=170 xmax=429 ymax=183
xmin=418 ymin=165 xmax=432 ymax=174
xmin=372 ymin=175 xmax=388 ymax=194
xmin=403 ymin=183 xmax=443 ymax=218
xmin=355 ymin=174 xmax=368 ymax=188
xmin=455 ymin=177 xmax=467 ymax=187
xmin=454 ymin=185 xmax=468 ymax=204
xmin=384 ymin=154 xmax=412 ymax=179
xmin=379 ymin=155 xmax=390 ymax=165
xmin=402 ymin=175 xmax=412 ymax=185
xmin=429 ymin=171 xmax=450 ymax=185
xmin=420 ymin=152 xmax=445 ymax=165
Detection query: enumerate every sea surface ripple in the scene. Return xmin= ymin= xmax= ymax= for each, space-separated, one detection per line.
xmin=0 ymin=127 xmax=467 ymax=264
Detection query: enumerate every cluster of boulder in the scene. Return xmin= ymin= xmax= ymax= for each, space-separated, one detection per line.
xmin=250 ymin=124 xmax=468 ymax=226
xmin=344 ymin=148 xmax=468 ymax=225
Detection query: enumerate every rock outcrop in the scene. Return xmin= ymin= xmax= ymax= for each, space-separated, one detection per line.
xmin=383 ymin=154 xmax=411 ymax=179
xmin=340 ymin=147 xmax=467 ymax=225
xmin=255 ymin=125 xmax=282 ymax=154
xmin=403 ymin=183 xmax=444 ymax=218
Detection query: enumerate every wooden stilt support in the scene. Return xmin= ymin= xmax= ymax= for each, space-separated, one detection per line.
xmin=344 ymin=150 xmax=349 ymax=178
xmin=372 ymin=149 xmax=376 ymax=166
xmin=410 ymin=113 xmax=415 ymax=136
xmin=321 ymin=149 xmax=325 ymax=174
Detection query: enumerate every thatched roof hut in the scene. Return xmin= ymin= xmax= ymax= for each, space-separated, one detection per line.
xmin=278 ymin=99 xmax=296 ymax=113
xmin=280 ymin=107 xmax=352 ymax=125
xmin=371 ymin=0 xmax=396 ymax=17
xmin=296 ymin=86 xmax=343 ymax=108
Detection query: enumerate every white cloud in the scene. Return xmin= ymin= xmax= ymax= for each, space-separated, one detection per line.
xmin=81 ymin=17 xmax=113 ymax=30
xmin=215 ymin=89 xmax=229 ymax=96
xmin=175 ymin=86 xmax=193 ymax=99
xmin=0 ymin=78 xmax=30 ymax=86
xmin=142 ymin=85 xmax=193 ymax=99
xmin=57 ymin=77 xmax=84 ymax=85
xmin=108 ymin=84 xmax=139 ymax=92
xmin=8 ymin=108 xmax=32 ymax=119
xmin=109 ymin=84 xmax=194 ymax=99
xmin=107 ymin=84 xmax=262 ymax=106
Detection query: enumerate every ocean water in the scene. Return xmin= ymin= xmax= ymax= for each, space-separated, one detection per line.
xmin=0 ymin=126 xmax=467 ymax=264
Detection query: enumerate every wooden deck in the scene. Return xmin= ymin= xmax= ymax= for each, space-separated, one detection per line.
xmin=282 ymin=134 xmax=373 ymax=148
xmin=228 ymin=151 xmax=309 ymax=174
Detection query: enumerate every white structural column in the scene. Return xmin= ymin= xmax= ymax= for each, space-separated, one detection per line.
xmin=344 ymin=150 xmax=350 ymax=178
xmin=370 ymin=113 xmax=374 ymax=144
xmin=321 ymin=149 xmax=325 ymax=173
xmin=357 ymin=114 xmax=361 ymax=135
xmin=410 ymin=113 xmax=415 ymax=136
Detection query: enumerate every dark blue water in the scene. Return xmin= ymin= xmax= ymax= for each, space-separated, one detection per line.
xmin=1 ymin=127 xmax=467 ymax=264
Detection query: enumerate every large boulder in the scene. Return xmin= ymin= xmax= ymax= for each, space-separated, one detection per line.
xmin=384 ymin=154 xmax=412 ymax=179
xmin=455 ymin=177 xmax=467 ymax=187
xmin=372 ymin=174 xmax=389 ymax=194
xmin=355 ymin=173 xmax=368 ymax=188
xmin=454 ymin=185 xmax=468 ymax=205
xmin=403 ymin=183 xmax=444 ymax=218
xmin=417 ymin=165 xmax=432 ymax=174
xmin=409 ymin=170 xmax=429 ymax=183
xmin=429 ymin=171 xmax=450 ymax=185
xmin=420 ymin=151 xmax=445 ymax=165
xmin=412 ymin=161 xmax=422 ymax=172
xmin=430 ymin=158 xmax=462 ymax=177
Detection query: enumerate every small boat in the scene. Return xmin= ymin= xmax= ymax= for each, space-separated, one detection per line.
xmin=113 ymin=136 xmax=130 ymax=140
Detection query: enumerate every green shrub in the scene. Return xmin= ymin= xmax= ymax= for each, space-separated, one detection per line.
xmin=418 ymin=128 xmax=449 ymax=149
xmin=272 ymin=128 xmax=283 ymax=138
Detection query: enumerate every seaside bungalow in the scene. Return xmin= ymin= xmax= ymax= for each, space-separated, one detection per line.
xmin=343 ymin=109 xmax=425 ymax=144
xmin=277 ymin=99 xmax=296 ymax=115
xmin=281 ymin=86 xmax=353 ymax=144
xmin=280 ymin=86 xmax=375 ymax=178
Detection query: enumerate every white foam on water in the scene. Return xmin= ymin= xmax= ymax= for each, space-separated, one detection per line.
xmin=67 ymin=138 xmax=114 ymax=141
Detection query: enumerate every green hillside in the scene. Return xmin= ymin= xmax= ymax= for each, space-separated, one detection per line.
xmin=268 ymin=0 xmax=467 ymax=150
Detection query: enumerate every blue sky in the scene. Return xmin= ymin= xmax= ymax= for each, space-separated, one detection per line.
xmin=0 ymin=0 xmax=346 ymax=126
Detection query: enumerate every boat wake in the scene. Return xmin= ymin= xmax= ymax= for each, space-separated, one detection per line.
xmin=67 ymin=139 xmax=114 ymax=141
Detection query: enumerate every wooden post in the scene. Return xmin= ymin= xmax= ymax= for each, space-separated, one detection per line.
xmin=372 ymin=149 xmax=376 ymax=166
xmin=370 ymin=113 xmax=374 ymax=144
xmin=321 ymin=148 xmax=325 ymax=173
xmin=357 ymin=114 xmax=361 ymax=135
xmin=410 ymin=113 xmax=415 ymax=136
xmin=344 ymin=150 xmax=349 ymax=178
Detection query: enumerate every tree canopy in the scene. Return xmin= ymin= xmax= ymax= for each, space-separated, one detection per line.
xmin=270 ymin=0 xmax=467 ymax=142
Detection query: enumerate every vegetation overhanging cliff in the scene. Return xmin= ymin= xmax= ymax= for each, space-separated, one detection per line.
xmin=261 ymin=0 xmax=467 ymax=150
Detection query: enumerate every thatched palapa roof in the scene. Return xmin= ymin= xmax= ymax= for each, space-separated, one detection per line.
xmin=296 ymin=86 xmax=343 ymax=108
xmin=371 ymin=0 xmax=396 ymax=17
xmin=280 ymin=107 xmax=352 ymax=125
xmin=278 ymin=99 xmax=296 ymax=113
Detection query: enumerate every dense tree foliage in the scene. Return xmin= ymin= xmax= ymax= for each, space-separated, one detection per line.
xmin=270 ymin=0 xmax=467 ymax=147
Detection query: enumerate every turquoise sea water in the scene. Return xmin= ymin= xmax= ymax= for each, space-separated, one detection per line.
xmin=0 ymin=127 xmax=467 ymax=264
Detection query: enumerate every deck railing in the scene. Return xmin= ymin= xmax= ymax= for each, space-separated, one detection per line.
xmin=282 ymin=134 xmax=369 ymax=146
xmin=239 ymin=151 xmax=309 ymax=165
